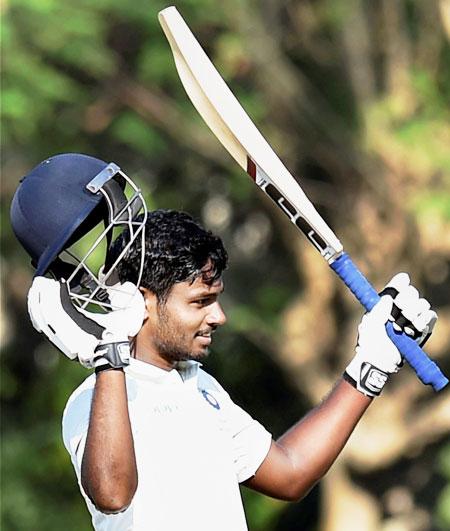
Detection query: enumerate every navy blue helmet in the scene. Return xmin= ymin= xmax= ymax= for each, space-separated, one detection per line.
xmin=11 ymin=153 xmax=147 ymax=309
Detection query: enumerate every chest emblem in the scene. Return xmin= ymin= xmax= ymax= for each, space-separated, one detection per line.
xmin=200 ymin=389 xmax=220 ymax=410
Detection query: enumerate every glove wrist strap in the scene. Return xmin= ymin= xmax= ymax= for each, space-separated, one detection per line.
xmin=94 ymin=341 xmax=130 ymax=369
xmin=95 ymin=364 xmax=124 ymax=374
xmin=344 ymin=361 xmax=389 ymax=398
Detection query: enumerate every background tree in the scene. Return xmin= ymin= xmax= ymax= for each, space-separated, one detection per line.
xmin=2 ymin=1 xmax=449 ymax=530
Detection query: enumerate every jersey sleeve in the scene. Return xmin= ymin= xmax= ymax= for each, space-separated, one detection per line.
xmin=199 ymin=371 xmax=273 ymax=483
xmin=62 ymin=376 xmax=136 ymax=529
xmin=61 ymin=376 xmax=95 ymax=476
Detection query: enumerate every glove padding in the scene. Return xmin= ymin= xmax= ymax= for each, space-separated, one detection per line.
xmin=28 ymin=277 xmax=145 ymax=369
xmin=345 ymin=273 xmax=437 ymax=397
xmin=379 ymin=272 xmax=437 ymax=347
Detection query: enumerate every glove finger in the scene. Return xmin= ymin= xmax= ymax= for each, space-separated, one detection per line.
xmin=414 ymin=309 xmax=437 ymax=333
xmin=385 ymin=272 xmax=410 ymax=293
xmin=370 ymin=295 xmax=394 ymax=324
xmin=416 ymin=297 xmax=431 ymax=314
xmin=107 ymin=282 xmax=140 ymax=309
xmin=393 ymin=285 xmax=421 ymax=321
xmin=86 ymin=282 xmax=145 ymax=340
xmin=109 ymin=282 xmax=145 ymax=337
xmin=379 ymin=273 xmax=410 ymax=318
xmin=388 ymin=291 xmax=434 ymax=339
xmin=358 ymin=296 xmax=393 ymax=340
xmin=391 ymin=312 xmax=420 ymax=339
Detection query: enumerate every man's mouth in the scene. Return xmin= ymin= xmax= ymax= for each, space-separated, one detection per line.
xmin=196 ymin=335 xmax=211 ymax=346
xmin=195 ymin=329 xmax=215 ymax=345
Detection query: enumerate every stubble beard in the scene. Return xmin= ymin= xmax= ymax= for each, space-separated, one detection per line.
xmin=154 ymin=305 xmax=210 ymax=364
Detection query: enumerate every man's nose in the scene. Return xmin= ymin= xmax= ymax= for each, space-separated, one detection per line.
xmin=206 ymin=302 xmax=227 ymax=327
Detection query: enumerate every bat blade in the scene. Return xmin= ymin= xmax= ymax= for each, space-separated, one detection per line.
xmin=158 ymin=6 xmax=343 ymax=262
xmin=158 ymin=6 xmax=448 ymax=391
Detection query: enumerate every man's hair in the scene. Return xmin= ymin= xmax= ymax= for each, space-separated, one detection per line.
xmin=112 ymin=209 xmax=228 ymax=302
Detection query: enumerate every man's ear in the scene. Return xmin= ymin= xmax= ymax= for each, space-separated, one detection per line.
xmin=139 ymin=287 xmax=157 ymax=320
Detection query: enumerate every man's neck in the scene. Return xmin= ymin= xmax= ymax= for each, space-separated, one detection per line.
xmin=133 ymin=337 xmax=175 ymax=372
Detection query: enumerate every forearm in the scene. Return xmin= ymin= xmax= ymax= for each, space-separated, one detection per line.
xmin=246 ymin=276 xmax=435 ymax=502
xmin=81 ymin=370 xmax=138 ymax=513
xmin=276 ymin=378 xmax=371 ymax=498
xmin=245 ymin=378 xmax=371 ymax=501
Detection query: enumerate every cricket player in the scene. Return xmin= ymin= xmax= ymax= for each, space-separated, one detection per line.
xmin=11 ymin=154 xmax=437 ymax=530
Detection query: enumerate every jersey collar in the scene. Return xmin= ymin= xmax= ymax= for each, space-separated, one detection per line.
xmin=125 ymin=357 xmax=200 ymax=386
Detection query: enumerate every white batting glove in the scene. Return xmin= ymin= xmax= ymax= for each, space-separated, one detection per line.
xmin=345 ymin=273 xmax=437 ymax=397
xmin=379 ymin=272 xmax=437 ymax=347
xmin=28 ymin=277 xmax=145 ymax=369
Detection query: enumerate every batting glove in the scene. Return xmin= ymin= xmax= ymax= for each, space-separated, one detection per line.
xmin=345 ymin=273 xmax=437 ymax=397
xmin=27 ymin=277 xmax=145 ymax=369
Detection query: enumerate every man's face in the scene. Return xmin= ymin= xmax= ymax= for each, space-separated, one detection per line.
xmin=140 ymin=275 xmax=226 ymax=367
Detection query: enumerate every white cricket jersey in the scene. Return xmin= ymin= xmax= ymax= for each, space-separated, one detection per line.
xmin=62 ymin=358 xmax=272 ymax=530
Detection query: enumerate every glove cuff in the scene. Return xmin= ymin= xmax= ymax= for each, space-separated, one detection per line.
xmin=95 ymin=364 xmax=124 ymax=374
xmin=344 ymin=360 xmax=389 ymax=397
xmin=94 ymin=341 xmax=131 ymax=369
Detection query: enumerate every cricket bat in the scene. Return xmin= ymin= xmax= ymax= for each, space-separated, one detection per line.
xmin=158 ymin=6 xmax=447 ymax=391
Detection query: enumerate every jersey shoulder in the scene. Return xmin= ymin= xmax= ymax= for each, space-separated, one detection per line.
xmin=197 ymin=367 xmax=230 ymax=395
xmin=61 ymin=373 xmax=95 ymax=451
xmin=64 ymin=372 xmax=96 ymax=412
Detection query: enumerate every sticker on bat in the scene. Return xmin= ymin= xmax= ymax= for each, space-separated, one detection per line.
xmin=247 ymin=158 xmax=337 ymax=261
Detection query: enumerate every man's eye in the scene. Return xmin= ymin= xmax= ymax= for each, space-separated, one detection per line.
xmin=194 ymin=298 xmax=210 ymax=306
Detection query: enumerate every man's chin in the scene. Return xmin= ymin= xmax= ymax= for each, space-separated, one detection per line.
xmin=168 ymin=347 xmax=210 ymax=363
xmin=188 ymin=347 xmax=210 ymax=360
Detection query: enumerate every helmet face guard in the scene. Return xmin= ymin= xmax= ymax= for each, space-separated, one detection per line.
xmin=63 ymin=163 xmax=147 ymax=311
xmin=11 ymin=154 xmax=148 ymax=312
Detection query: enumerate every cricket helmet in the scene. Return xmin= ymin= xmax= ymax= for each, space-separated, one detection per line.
xmin=11 ymin=153 xmax=148 ymax=310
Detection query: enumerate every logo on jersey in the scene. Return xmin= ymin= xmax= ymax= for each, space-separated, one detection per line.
xmin=200 ymin=389 xmax=220 ymax=410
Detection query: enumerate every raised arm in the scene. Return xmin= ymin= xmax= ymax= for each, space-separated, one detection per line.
xmin=81 ymin=369 xmax=138 ymax=513
xmin=245 ymin=273 xmax=437 ymax=501
xmin=27 ymin=277 xmax=146 ymax=512
xmin=245 ymin=379 xmax=369 ymax=500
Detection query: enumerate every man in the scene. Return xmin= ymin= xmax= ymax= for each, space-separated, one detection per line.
xmin=63 ymin=210 xmax=436 ymax=531
xmin=13 ymin=155 xmax=437 ymax=531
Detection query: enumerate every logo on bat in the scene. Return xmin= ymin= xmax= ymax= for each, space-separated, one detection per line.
xmin=247 ymin=158 xmax=336 ymax=261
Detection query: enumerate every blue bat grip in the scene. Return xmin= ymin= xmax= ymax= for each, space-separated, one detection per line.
xmin=330 ymin=253 xmax=448 ymax=392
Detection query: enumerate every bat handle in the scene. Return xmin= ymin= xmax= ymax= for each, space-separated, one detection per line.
xmin=330 ymin=252 xmax=448 ymax=392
